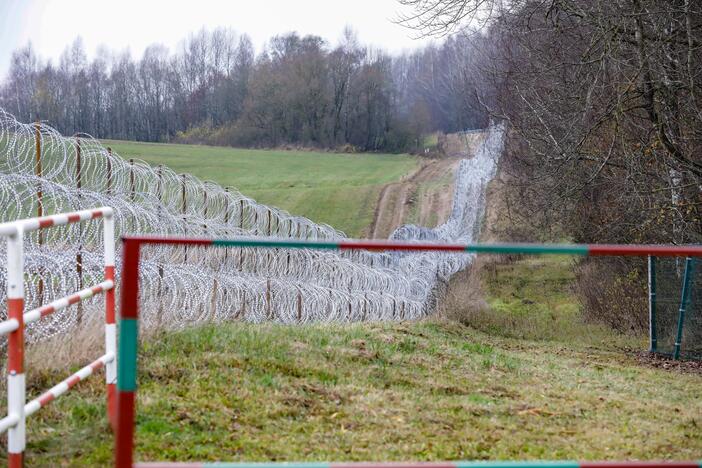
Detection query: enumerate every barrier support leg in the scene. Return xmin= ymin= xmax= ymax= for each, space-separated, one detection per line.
xmin=104 ymin=213 xmax=117 ymax=431
xmin=116 ymin=238 xmax=142 ymax=468
xmin=648 ymin=256 xmax=657 ymax=353
xmin=7 ymin=229 xmax=26 ymax=468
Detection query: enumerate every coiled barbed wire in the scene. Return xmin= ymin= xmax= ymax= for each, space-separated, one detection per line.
xmin=0 ymin=108 xmax=504 ymax=341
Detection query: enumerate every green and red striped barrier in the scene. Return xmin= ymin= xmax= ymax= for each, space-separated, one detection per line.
xmin=120 ymin=235 xmax=702 ymax=257
xmin=133 ymin=462 xmax=702 ymax=468
xmin=116 ymin=235 xmax=702 ymax=468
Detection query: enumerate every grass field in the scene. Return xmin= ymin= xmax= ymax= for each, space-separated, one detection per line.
xmin=102 ymin=140 xmax=419 ymax=237
xmin=12 ymin=256 xmax=701 ymax=466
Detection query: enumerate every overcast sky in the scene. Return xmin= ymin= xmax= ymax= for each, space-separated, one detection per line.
xmin=0 ymin=0 xmax=434 ymax=80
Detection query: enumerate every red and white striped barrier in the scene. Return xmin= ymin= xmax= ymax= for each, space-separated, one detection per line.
xmin=0 ymin=207 xmax=116 ymax=468
xmin=24 ymin=353 xmax=114 ymax=417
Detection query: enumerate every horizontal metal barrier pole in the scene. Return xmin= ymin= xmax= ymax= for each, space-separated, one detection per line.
xmin=0 ymin=318 xmax=19 ymax=337
xmin=24 ymin=353 xmax=114 ymax=417
xmin=24 ymin=280 xmax=114 ymax=325
xmin=0 ymin=223 xmax=18 ymax=237
xmin=0 ymin=413 xmax=19 ymax=435
xmin=123 ymin=236 xmax=702 ymax=258
xmin=0 ymin=206 xmax=113 ymax=236
xmin=134 ymin=461 xmax=702 ymax=468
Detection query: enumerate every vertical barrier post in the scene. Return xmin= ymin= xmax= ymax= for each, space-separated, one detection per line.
xmin=673 ymin=257 xmax=694 ymax=359
xmin=104 ymin=211 xmax=117 ymax=431
xmin=115 ymin=239 xmax=142 ymax=468
xmin=7 ymin=227 xmax=26 ymax=468
xmin=648 ymin=256 xmax=657 ymax=353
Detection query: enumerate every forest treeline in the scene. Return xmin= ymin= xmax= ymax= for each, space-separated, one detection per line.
xmin=400 ymin=0 xmax=702 ymax=331
xmin=0 ymin=28 xmax=488 ymax=152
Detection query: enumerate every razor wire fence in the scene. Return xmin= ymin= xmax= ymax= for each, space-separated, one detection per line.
xmin=0 ymin=109 xmax=504 ymax=342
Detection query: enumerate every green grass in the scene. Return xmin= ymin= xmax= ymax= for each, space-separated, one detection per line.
xmin=11 ymin=320 xmax=701 ymax=466
xmin=6 ymin=251 xmax=700 ymax=465
xmin=477 ymin=255 xmax=645 ymax=348
xmin=102 ymin=140 xmax=419 ymax=237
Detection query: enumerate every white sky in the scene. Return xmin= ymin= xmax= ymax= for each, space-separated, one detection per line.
xmin=0 ymin=0 xmax=434 ymax=80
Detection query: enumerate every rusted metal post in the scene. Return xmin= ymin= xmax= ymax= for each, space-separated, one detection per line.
xmin=223 ymin=188 xmax=230 ymax=265
xmin=129 ymin=158 xmax=135 ymax=202
xmin=181 ymin=174 xmax=188 ymax=262
xmin=239 ymin=290 xmax=246 ymax=320
xmin=266 ymin=279 xmax=272 ymax=320
xmin=156 ymin=165 xmax=164 ymax=327
xmin=75 ymin=136 xmax=83 ymax=325
xmin=203 ymin=190 xmax=208 ymax=234
xmin=266 ymin=210 xmax=272 ymax=267
xmin=239 ymin=199 xmax=245 ymax=270
xmin=35 ymin=121 xmax=44 ymax=302
xmin=296 ymin=290 xmax=303 ymax=322
xmin=35 ymin=121 xmax=43 ymax=220
xmin=106 ymin=148 xmax=113 ymax=195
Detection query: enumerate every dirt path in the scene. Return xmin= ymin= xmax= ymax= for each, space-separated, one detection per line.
xmin=367 ymin=131 xmax=486 ymax=239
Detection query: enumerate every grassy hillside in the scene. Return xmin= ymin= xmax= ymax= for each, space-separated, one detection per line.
xmin=102 ymin=140 xmax=418 ymax=237
xmin=13 ymin=257 xmax=700 ymax=466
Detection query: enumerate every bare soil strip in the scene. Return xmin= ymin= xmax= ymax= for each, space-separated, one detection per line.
xmin=367 ymin=131 xmax=485 ymax=239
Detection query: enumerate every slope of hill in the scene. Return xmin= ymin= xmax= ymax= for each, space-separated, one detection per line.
xmin=102 ymin=140 xmax=419 ymax=237
xmin=17 ymin=285 xmax=701 ymax=465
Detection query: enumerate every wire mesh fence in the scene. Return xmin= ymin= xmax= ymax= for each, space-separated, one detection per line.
xmin=650 ymin=256 xmax=701 ymax=360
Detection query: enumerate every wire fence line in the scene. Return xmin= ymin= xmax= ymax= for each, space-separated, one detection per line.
xmin=0 ymin=108 xmax=504 ymax=341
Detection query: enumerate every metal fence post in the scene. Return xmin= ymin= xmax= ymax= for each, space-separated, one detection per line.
xmin=35 ymin=122 xmax=44 ymax=304
xmin=648 ymin=256 xmax=657 ymax=353
xmin=673 ymin=257 xmax=694 ymax=359
xmin=115 ymin=239 xmax=142 ymax=468
xmin=106 ymin=148 xmax=113 ymax=195
xmin=181 ymin=173 xmax=188 ymax=262
xmin=76 ymin=136 xmax=84 ymax=326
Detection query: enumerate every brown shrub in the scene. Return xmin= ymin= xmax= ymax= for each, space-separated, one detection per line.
xmin=574 ymin=258 xmax=648 ymax=334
